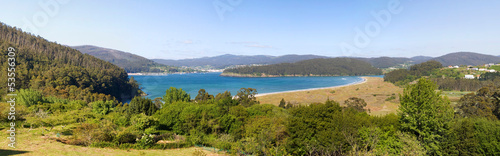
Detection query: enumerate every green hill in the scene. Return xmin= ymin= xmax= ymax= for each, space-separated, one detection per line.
xmin=432 ymin=52 xmax=500 ymax=66
xmin=72 ymin=45 xmax=193 ymax=73
xmin=222 ymin=58 xmax=382 ymax=77
xmin=153 ymin=54 xmax=328 ymax=69
xmin=0 ymin=22 xmax=139 ymax=101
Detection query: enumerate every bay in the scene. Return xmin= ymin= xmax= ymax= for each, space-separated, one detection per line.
xmin=130 ymin=72 xmax=382 ymax=100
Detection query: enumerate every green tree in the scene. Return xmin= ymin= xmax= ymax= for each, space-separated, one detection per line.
xmin=17 ymin=89 xmax=44 ymax=107
xmin=91 ymin=100 xmax=115 ymax=115
xmin=194 ymin=89 xmax=214 ymax=103
xmin=162 ymin=87 xmax=190 ymax=105
xmin=457 ymin=86 xmax=499 ymax=120
xmin=128 ymin=96 xmax=157 ymax=116
xmin=236 ymin=88 xmax=259 ymax=107
xmin=279 ymin=98 xmax=286 ymax=108
xmin=398 ymin=78 xmax=454 ymax=155
xmin=344 ymin=97 xmax=368 ymax=113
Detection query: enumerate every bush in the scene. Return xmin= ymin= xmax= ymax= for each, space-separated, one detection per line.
xmin=91 ymin=100 xmax=115 ymax=115
xmin=17 ymin=89 xmax=44 ymax=107
xmin=137 ymin=133 xmax=156 ymax=149
xmin=385 ymin=96 xmax=396 ymax=101
xmin=71 ymin=122 xmax=114 ymax=146
xmin=114 ymin=130 xmax=138 ymax=144
xmin=90 ymin=141 xmax=117 ymax=148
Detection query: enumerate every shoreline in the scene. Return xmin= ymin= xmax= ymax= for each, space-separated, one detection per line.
xmin=256 ymin=77 xmax=368 ymax=97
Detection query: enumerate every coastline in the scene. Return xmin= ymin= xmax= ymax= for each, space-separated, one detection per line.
xmin=256 ymin=77 xmax=368 ymax=97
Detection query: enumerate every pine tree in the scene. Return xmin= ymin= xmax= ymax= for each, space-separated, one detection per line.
xmin=279 ymin=98 xmax=286 ymax=108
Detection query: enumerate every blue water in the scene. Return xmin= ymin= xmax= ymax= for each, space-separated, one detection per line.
xmin=130 ymin=72 xmax=382 ymax=99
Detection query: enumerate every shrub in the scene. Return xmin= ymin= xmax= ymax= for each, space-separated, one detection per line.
xmin=91 ymin=100 xmax=115 ymax=115
xmin=114 ymin=130 xmax=138 ymax=144
xmin=137 ymin=133 xmax=156 ymax=149
xmin=17 ymin=89 xmax=44 ymax=107
xmin=71 ymin=122 xmax=114 ymax=146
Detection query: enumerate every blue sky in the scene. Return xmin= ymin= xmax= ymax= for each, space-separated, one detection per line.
xmin=1 ymin=0 xmax=499 ymax=59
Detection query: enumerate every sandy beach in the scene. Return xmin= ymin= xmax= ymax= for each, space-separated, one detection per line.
xmin=256 ymin=76 xmax=403 ymax=115
xmin=256 ymin=77 xmax=368 ymax=97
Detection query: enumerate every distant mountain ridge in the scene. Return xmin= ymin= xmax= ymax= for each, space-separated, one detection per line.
xmin=153 ymin=52 xmax=499 ymax=69
xmin=152 ymin=54 xmax=328 ymax=69
xmin=72 ymin=45 xmax=192 ymax=73
xmin=431 ymin=52 xmax=500 ymax=66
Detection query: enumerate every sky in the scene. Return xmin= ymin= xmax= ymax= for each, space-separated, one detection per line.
xmin=1 ymin=0 xmax=499 ymax=59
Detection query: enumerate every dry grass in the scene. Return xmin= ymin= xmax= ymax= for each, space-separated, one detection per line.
xmin=0 ymin=126 xmax=225 ymax=156
xmin=257 ymin=77 xmax=403 ymax=116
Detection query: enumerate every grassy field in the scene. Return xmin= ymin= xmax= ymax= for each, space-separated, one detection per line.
xmin=257 ymin=77 xmax=403 ymax=116
xmin=0 ymin=126 xmax=225 ymax=156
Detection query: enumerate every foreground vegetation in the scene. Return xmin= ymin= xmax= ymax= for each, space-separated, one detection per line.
xmin=3 ymin=77 xmax=500 ymax=155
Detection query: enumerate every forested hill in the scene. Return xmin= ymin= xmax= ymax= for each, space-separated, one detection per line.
xmin=432 ymin=52 xmax=500 ymax=66
xmin=153 ymin=54 xmax=328 ymax=69
xmin=72 ymin=45 xmax=193 ymax=73
xmin=0 ymin=22 xmax=139 ymax=102
xmin=222 ymin=58 xmax=382 ymax=77
xmin=355 ymin=57 xmax=411 ymax=68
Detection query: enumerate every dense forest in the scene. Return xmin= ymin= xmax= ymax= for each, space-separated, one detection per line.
xmin=223 ymin=58 xmax=382 ymax=77
xmin=73 ymin=45 xmax=194 ymax=73
xmin=0 ymin=22 xmax=140 ymax=101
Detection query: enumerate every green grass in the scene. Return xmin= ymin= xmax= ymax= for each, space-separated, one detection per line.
xmin=0 ymin=126 xmax=226 ymax=156
xmin=490 ymin=65 xmax=500 ymax=71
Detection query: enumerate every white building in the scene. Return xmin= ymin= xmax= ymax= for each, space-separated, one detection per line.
xmin=464 ymin=75 xmax=475 ymax=79
xmin=489 ymin=69 xmax=496 ymax=73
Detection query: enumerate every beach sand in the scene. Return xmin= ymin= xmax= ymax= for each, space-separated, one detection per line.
xmin=256 ymin=77 xmax=403 ymax=116
xmin=256 ymin=77 xmax=368 ymax=97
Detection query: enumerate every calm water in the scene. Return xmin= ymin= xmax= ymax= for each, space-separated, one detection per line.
xmin=130 ymin=72 xmax=382 ymax=99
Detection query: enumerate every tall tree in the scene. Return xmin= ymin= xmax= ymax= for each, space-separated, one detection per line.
xmin=162 ymin=87 xmax=190 ymax=105
xmin=398 ymin=78 xmax=454 ymax=155
xmin=279 ymin=98 xmax=286 ymax=108
xmin=236 ymin=88 xmax=259 ymax=107
xmin=194 ymin=89 xmax=214 ymax=103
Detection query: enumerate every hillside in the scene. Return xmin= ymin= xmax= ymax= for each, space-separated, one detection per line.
xmin=355 ymin=57 xmax=410 ymax=68
xmin=222 ymin=58 xmax=382 ymax=77
xmin=410 ymin=56 xmax=433 ymax=64
xmin=153 ymin=54 xmax=328 ymax=69
xmin=154 ymin=54 xmax=428 ymax=69
xmin=432 ymin=52 xmax=500 ymax=66
xmin=0 ymin=22 xmax=139 ymax=101
xmin=72 ymin=45 xmax=193 ymax=73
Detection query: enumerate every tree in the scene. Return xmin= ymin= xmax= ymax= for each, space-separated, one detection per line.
xmin=279 ymin=98 xmax=286 ymax=108
xmin=398 ymin=78 xmax=454 ymax=155
xmin=344 ymin=97 xmax=368 ymax=113
xmin=91 ymin=100 xmax=115 ymax=115
xmin=162 ymin=87 xmax=190 ymax=105
xmin=195 ymin=89 xmax=214 ymax=103
xmin=457 ymin=86 xmax=500 ymax=120
xmin=128 ymin=96 xmax=157 ymax=116
xmin=17 ymin=89 xmax=44 ymax=107
xmin=236 ymin=88 xmax=259 ymax=107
